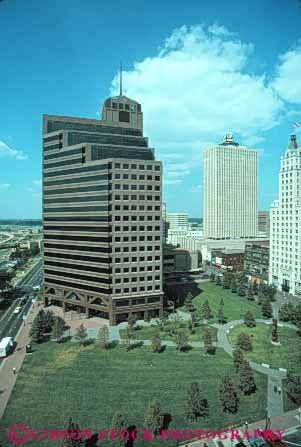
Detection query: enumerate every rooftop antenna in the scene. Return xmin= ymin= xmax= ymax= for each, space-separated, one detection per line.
xmin=119 ymin=61 xmax=123 ymax=96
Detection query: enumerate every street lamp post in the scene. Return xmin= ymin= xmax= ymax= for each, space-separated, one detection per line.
xmin=265 ymin=408 xmax=268 ymax=430
xmin=298 ymin=407 xmax=301 ymax=427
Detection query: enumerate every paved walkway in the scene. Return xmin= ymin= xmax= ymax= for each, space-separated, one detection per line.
xmin=0 ymin=300 xmax=41 ymax=419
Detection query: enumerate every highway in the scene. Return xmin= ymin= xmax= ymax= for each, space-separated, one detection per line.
xmin=0 ymin=260 xmax=43 ymax=345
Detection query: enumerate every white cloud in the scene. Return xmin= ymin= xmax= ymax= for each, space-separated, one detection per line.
xmin=0 ymin=140 xmax=28 ymax=160
xmin=190 ymin=184 xmax=202 ymax=193
xmin=0 ymin=183 xmax=10 ymax=189
xmin=164 ymin=179 xmax=182 ymax=185
xmin=109 ymin=24 xmax=283 ymax=184
xmin=272 ymin=44 xmax=301 ymax=104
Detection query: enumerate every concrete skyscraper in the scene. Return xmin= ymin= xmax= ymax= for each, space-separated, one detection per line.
xmin=269 ymin=134 xmax=301 ymax=296
xmin=203 ymin=134 xmax=258 ymax=239
xmin=42 ymin=93 xmax=163 ymax=324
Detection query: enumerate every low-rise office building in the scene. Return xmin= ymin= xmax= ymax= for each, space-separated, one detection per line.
xmin=245 ymin=240 xmax=269 ymax=284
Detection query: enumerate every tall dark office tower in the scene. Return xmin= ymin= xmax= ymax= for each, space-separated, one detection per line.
xmin=42 ymin=94 xmax=163 ymax=325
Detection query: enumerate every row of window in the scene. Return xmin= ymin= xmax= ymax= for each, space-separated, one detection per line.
xmin=114 ymin=215 xmax=161 ymax=222
xmin=44 ymin=260 xmax=110 ymax=274
xmin=44 ymin=252 xmax=110 ymax=264
xmin=115 ymin=174 xmax=160 ymax=181
xmin=114 ymin=285 xmax=161 ymax=294
xmin=115 ymin=235 xmax=160 ymax=242
xmin=114 ymin=194 xmax=160 ymax=201
xmin=115 ymin=205 xmax=160 ymax=212
xmin=45 ymin=269 xmax=110 ymax=284
xmin=44 ymin=184 xmax=109 ymax=196
xmin=114 ymin=163 xmax=160 ymax=171
xmin=115 ymin=275 xmax=160 ymax=283
xmin=114 ymin=184 xmax=160 ymax=191
xmin=44 ymin=173 xmax=108 ymax=187
xmin=115 ymin=296 xmax=160 ymax=307
xmin=115 ymin=256 xmax=160 ymax=263
xmin=115 ymin=265 xmax=160 ymax=273
xmin=114 ymin=225 xmax=161 ymax=232
xmin=114 ymin=246 xmax=160 ymax=253
xmin=43 ymin=163 xmax=108 ymax=178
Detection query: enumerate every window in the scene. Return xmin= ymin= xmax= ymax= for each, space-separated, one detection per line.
xmin=139 ymin=175 xmax=145 ymax=180
xmin=131 ymin=164 xmax=137 ymax=169
xmin=139 ymin=195 xmax=145 ymax=200
xmin=123 ymin=164 xmax=129 ymax=169
xmin=139 ymin=165 xmax=145 ymax=170
xmin=155 ymin=166 xmax=160 ymax=171
xmin=147 ymin=165 xmax=152 ymax=170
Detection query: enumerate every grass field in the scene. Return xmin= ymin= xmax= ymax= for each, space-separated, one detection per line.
xmin=120 ymin=322 xmax=218 ymax=342
xmin=228 ymin=323 xmax=301 ymax=372
xmin=185 ymin=282 xmax=263 ymax=322
xmin=1 ymin=343 xmax=267 ymax=447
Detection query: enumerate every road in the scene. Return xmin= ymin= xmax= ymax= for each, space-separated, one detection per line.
xmin=0 ymin=260 xmax=43 ymax=345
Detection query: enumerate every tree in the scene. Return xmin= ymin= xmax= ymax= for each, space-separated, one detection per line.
xmin=200 ymin=299 xmax=213 ymax=320
xmin=286 ymin=373 xmax=301 ymax=405
xmin=184 ymin=292 xmax=196 ymax=313
xmin=222 ymin=273 xmax=232 ymax=289
xmin=128 ymin=315 xmax=137 ymax=329
xmin=231 ymin=278 xmax=237 ymax=293
xmin=271 ymin=319 xmax=279 ymax=343
xmin=233 ymin=348 xmax=244 ymax=373
xmin=252 ymin=283 xmax=258 ymax=296
xmin=124 ymin=325 xmax=135 ymax=351
xmin=279 ymin=303 xmax=293 ymax=322
xmin=43 ymin=309 xmax=55 ymax=333
xmin=216 ymin=276 xmax=222 ymax=286
xmin=237 ymin=283 xmax=246 ymax=297
xmin=173 ymin=330 xmax=189 ymax=352
xmin=111 ymin=413 xmax=126 ymax=447
xmin=247 ymin=287 xmax=254 ymax=301
xmin=217 ymin=301 xmax=227 ymax=324
xmin=210 ymin=273 xmax=215 ymax=282
xmin=75 ymin=324 xmax=87 ymax=345
xmin=244 ymin=311 xmax=256 ymax=328
xmin=98 ymin=325 xmax=110 ymax=349
xmin=144 ymin=400 xmax=163 ymax=435
xmin=219 ymin=376 xmax=239 ymax=413
xmin=239 ymin=360 xmax=256 ymax=395
xmin=185 ymin=382 xmax=209 ymax=421
xmin=257 ymin=287 xmax=264 ymax=305
xmin=236 ymin=332 xmax=253 ymax=351
xmin=261 ymin=298 xmax=273 ymax=318
xmin=51 ymin=316 xmax=65 ymax=341
xmin=29 ymin=312 xmax=45 ymax=343
xmin=151 ymin=330 xmax=162 ymax=353
xmin=203 ymin=328 xmax=215 ymax=354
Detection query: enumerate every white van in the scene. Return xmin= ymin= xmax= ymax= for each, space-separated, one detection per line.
xmin=0 ymin=337 xmax=14 ymax=358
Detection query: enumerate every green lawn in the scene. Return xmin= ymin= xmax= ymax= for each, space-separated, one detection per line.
xmin=1 ymin=342 xmax=267 ymax=447
xmin=120 ymin=323 xmax=218 ymax=342
xmin=187 ymin=282 xmax=263 ymax=322
xmin=228 ymin=323 xmax=301 ymax=372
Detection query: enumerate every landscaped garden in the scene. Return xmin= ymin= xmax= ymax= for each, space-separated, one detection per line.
xmin=228 ymin=323 xmax=301 ymax=372
xmin=1 ymin=342 xmax=267 ymax=447
xmin=119 ymin=321 xmax=218 ymax=342
xmin=181 ymin=282 xmax=263 ymax=321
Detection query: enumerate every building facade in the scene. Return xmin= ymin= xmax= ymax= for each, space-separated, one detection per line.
xmin=211 ymin=249 xmax=245 ymax=272
xmin=269 ymin=134 xmax=301 ymax=296
xmin=43 ymin=94 xmax=163 ymax=324
xmin=258 ymin=211 xmax=270 ymax=237
xmin=245 ymin=240 xmax=269 ymax=283
xmin=166 ymin=213 xmax=189 ymax=230
xmin=203 ymin=134 xmax=258 ymax=239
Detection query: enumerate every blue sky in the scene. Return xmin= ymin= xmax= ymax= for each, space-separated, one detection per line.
xmin=0 ymin=0 xmax=301 ymax=218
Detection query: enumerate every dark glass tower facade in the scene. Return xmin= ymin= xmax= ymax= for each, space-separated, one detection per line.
xmin=43 ymin=95 xmax=163 ymax=324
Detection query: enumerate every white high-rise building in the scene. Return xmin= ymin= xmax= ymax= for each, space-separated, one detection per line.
xmin=203 ymin=134 xmax=258 ymax=239
xmin=269 ymin=134 xmax=301 ymax=297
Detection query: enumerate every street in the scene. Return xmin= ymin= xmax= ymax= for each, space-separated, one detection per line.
xmin=0 ymin=260 xmax=43 ymax=362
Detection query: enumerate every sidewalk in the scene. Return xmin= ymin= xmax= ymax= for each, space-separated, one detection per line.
xmin=0 ymin=300 xmax=41 ymax=419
